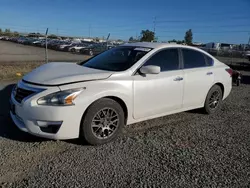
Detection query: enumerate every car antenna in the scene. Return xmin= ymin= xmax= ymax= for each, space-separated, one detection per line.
xmin=45 ymin=28 xmax=49 ymax=63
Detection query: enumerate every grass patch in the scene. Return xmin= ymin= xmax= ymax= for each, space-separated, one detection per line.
xmin=0 ymin=62 xmax=44 ymax=81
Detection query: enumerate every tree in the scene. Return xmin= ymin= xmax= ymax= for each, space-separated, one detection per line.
xmin=0 ymin=28 xmax=2 ymax=36
xmin=184 ymin=29 xmax=193 ymax=45
xmin=129 ymin=36 xmax=134 ymax=41
xmin=140 ymin=30 xmax=155 ymax=42
xmin=48 ymin=34 xmax=58 ymax=39
xmin=95 ymin=37 xmax=100 ymax=42
xmin=4 ymin=28 xmax=11 ymax=36
xmin=13 ymin=31 xmax=19 ymax=37
xmin=168 ymin=39 xmax=177 ymax=43
xmin=168 ymin=39 xmax=185 ymax=44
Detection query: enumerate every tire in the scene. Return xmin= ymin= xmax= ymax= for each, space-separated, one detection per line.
xmin=80 ymin=98 xmax=125 ymax=145
xmin=203 ymin=85 xmax=223 ymax=114
xmin=89 ymin=50 xmax=93 ymax=56
xmin=71 ymin=48 xmax=76 ymax=53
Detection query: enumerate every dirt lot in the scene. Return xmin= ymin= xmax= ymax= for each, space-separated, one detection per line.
xmin=0 ymin=69 xmax=250 ymax=187
xmin=0 ymin=41 xmax=88 ymax=63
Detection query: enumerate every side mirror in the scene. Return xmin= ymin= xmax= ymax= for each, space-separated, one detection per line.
xmin=139 ymin=65 xmax=160 ymax=74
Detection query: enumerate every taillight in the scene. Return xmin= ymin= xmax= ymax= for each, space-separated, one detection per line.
xmin=225 ymin=68 xmax=233 ymax=77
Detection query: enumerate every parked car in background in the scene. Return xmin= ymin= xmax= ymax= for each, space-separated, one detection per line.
xmin=245 ymin=50 xmax=250 ymax=61
xmin=23 ymin=38 xmax=37 ymax=45
xmin=80 ymin=44 xmax=107 ymax=55
xmin=58 ymin=42 xmax=74 ymax=51
xmin=10 ymin=43 xmax=232 ymax=145
xmin=69 ymin=44 xmax=88 ymax=52
xmin=17 ymin=37 xmax=28 ymax=44
xmin=32 ymin=39 xmax=44 ymax=46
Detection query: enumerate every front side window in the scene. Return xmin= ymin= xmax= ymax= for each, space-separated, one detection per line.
xmin=182 ymin=49 xmax=206 ymax=69
xmin=81 ymin=46 xmax=152 ymax=71
xmin=143 ymin=49 xmax=179 ymax=71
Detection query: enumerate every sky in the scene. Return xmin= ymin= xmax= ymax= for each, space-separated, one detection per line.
xmin=0 ymin=0 xmax=249 ymax=44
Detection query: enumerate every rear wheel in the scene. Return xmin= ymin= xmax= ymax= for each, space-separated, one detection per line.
xmin=203 ymin=85 xmax=223 ymax=114
xmin=80 ymin=98 xmax=124 ymax=145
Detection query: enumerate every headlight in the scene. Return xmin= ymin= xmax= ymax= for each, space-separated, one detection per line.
xmin=37 ymin=88 xmax=83 ymax=106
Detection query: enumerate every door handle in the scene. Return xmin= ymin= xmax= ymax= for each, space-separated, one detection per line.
xmin=207 ymin=72 xmax=213 ymax=75
xmin=174 ymin=77 xmax=183 ymax=81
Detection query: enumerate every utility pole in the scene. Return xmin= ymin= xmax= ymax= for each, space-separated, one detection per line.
xmin=45 ymin=28 xmax=49 ymax=63
xmin=153 ymin=16 xmax=156 ymax=42
xmin=153 ymin=16 xmax=156 ymax=34
xmin=89 ymin=24 xmax=91 ymax=38
xmin=248 ymin=34 xmax=250 ymax=45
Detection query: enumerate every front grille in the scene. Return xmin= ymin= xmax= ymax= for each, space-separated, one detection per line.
xmin=14 ymin=87 xmax=35 ymax=103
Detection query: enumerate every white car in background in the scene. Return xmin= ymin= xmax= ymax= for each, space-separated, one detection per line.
xmin=69 ymin=44 xmax=87 ymax=52
xmin=58 ymin=43 xmax=76 ymax=50
xmin=10 ymin=43 xmax=232 ymax=145
xmin=245 ymin=50 xmax=250 ymax=61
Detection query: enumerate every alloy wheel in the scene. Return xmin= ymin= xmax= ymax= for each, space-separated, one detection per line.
xmin=208 ymin=90 xmax=220 ymax=109
xmin=91 ymin=107 xmax=119 ymax=139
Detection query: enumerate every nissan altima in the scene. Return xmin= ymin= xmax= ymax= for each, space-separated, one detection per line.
xmin=10 ymin=42 xmax=232 ymax=145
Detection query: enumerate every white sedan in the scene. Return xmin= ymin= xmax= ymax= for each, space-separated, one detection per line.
xmin=68 ymin=44 xmax=87 ymax=52
xmin=10 ymin=43 xmax=232 ymax=145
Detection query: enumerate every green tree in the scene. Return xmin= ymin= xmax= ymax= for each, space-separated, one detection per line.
xmin=168 ymin=39 xmax=177 ymax=43
xmin=48 ymin=34 xmax=58 ymax=39
xmin=13 ymin=31 xmax=19 ymax=37
xmin=95 ymin=37 xmax=100 ymax=42
xmin=140 ymin=30 xmax=155 ymax=42
xmin=4 ymin=28 xmax=11 ymax=36
xmin=0 ymin=28 xmax=2 ymax=36
xmin=184 ymin=29 xmax=193 ymax=45
xmin=129 ymin=36 xmax=134 ymax=41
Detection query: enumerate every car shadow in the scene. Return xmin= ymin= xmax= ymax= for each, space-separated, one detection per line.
xmin=0 ymin=83 xmax=46 ymax=142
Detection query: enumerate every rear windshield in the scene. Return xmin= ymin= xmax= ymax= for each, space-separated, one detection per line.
xmin=81 ymin=46 xmax=152 ymax=71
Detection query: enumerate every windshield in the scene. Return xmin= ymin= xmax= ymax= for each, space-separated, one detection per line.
xmin=82 ymin=46 xmax=152 ymax=71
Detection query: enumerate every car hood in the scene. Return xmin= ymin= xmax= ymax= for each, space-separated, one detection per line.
xmin=23 ymin=62 xmax=113 ymax=86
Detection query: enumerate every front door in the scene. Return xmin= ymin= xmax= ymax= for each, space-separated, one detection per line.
xmin=133 ymin=48 xmax=184 ymax=119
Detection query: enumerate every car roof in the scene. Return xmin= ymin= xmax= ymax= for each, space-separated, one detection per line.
xmin=121 ymin=42 xmax=184 ymax=49
xmin=121 ymin=42 xmax=216 ymax=60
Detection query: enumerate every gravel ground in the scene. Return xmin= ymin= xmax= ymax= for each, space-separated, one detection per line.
xmin=0 ymin=41 xmax=89 ymax=63
xmin=0 ymin=73 xmax=250 ymax=187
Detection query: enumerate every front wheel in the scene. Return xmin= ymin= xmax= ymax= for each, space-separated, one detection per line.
xmin=80 ymin=98 xmax=124 ymax=145
xmin=203 ymin=85 xmax=223 ymax=114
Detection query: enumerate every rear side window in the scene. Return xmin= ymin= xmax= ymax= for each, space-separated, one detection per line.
xmin=204 ymin=55 xmax=214 ymax=66
xmin=144 ymin=49 xmax=179 ymax=71
xmin=182 ymin=49 xmax=206 ymax=69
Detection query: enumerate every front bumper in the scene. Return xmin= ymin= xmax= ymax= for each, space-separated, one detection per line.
xmin=9 ymin=82 xmax=84 ymax=140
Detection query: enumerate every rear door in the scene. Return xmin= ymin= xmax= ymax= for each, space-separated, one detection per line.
xmin=181 ymin=48 xmax=214 ymax=108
